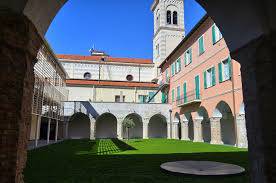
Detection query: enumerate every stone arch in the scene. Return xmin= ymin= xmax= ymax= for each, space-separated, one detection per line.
xmin=68 ymin=112 xmax=90 ymax=139
xmin=95 ymin=113 xmax=117 ymax=139
xmin=197 ymin=107 xmax=211 ymax=143
xmin=213 ymin=101 xmax=236 ymax=145
xmin=122 ymin=113 xmax=143 ymax=139
xmin=148 ymin=114 xmax=167 ymax=138
xmin=174 ymin=112 xmax=181 ymax=139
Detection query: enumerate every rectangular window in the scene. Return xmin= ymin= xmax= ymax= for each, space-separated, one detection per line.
xmin=115 ymin=95 xmax=125 ymax=102
xmin=212 ymin=24 xmax=222 ymax=44
xmin=161 ymin=92 xmax=168 ymax=103
xmin=185 ymin=48 xmax=192 ymax=66
xmin=171 ymin=64 xmax=175 ymax=76
xmin=198 ymin=36 xmax=205 ymax=55
xmin=177 ymin=86 xmax=181 ymax=101
xmin=148 ymin=92 xmax=155 ymax=103
xmin=204 ymin=67 xmax=216 ymax=88
xmin=138 ymin=95 xmax=148 ymax=103
xmin=219 ymin=57 xmax=232 ymax=82
xmin=172 ymin=89 xmax=175 ymax=102
xmin=176 ymin=58 xmax=181 ymax=73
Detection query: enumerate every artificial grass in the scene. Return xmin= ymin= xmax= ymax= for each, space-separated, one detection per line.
xmin=24 ymin=139 xmax=248 ymax=183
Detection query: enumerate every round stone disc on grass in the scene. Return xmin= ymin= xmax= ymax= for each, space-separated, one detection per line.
xmin=160 ymin=161 xmax=245 ymax=176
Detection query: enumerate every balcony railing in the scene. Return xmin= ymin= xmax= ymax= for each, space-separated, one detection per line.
xmin=176 ymin=90 xmax=201 ymax=107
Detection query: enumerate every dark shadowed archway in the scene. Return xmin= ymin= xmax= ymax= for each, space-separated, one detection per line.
xmin=197 ymin=107 xmax=211 ymax=143
xmin=148 ymin=114 xmax=167 ymax=138
xmin=68 ymin=112 xmax=90 ymax=139
xmin=96 ymin=113 xmax=117 ymax=139
xmin=123 ymin=113 xmax=143 ymax=139
xmin=186 ymin=113 xmax=194 ymax=141
xmin=214 ymin=101 xmax=236 ymax=146
xmin=174 ymin=112 xmax=181 ymax=139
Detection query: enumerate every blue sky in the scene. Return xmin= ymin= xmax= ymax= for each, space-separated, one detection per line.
xmin=46 ymin=0 xmax=205 ymax=59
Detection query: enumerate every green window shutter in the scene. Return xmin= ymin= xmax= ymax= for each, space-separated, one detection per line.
xmin=199 ymin=36 xmax=204 ymax=54
xmin=195 ymin=75 xmax=200 ymax=100
xmin=161 ymin=92 xmax=166 ymax=103
xmin=139 ymin=96 xmax=143 ymax=103
xmin=204 ymin=71 xmax=207 ymax=89
xmin=183 ymin=82 xmax=187 ymax=103
xmin=171 ymin=64 xmax=174 ymax=76
xmin=190 ymin=48 xmax=192 ymax=63
xmin=228 ymin=56 xmax=232 ymax=78
xmin=218 ymin=62 xmax=223 ymax=83
xmin=178 ymin=59 xmax=181 ymax=71
xmin=212 ymin=25 xmax=216 ymax=44
xmin=149 ymin=92 xmax=155 ymax=102
xmin=172 ymin=89 xmax=175 ymax=102
xmin=212 ymin=67 xmax=216 ymax=86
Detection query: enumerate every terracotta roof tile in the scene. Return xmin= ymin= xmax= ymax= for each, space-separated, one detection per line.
xmin=57 ymin=54 xmax=153 ymax=64
xmin=66 ymin=79 xmax=159 ymax=88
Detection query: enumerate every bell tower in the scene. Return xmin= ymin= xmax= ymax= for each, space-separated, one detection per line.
xmin=151 ymin=0 xmax=185 ymax=66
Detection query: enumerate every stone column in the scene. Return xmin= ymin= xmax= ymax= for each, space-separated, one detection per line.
xmin=47 ymin=118 xmax=51 ymax=144
xmin=233 ymin=35 xmax=273 ymax=183
xmin=236 ymin=114 xmax=248 ymax=148
xmin=35 ymin=115 xmax=42 ymax=147
xmin=90 ymin=118 xmax=96 ymax=140
xmin=143 ymin=118 xmax=149 ymax=139
xmin=193 ymin=118 xmax=204 ymax=142
xmin=117 ymin=118 xmax=123 ymax=139
xmin=0 ymin=11 xmax=42 ymax=183
xmin=210 ymin=117 xmax=223 ymax=145
xmin=181 ymin=120 xmax=189 ymax=141
xmin=167 ymin=122 xmax=171 ymax=139
xmin=55 ymin=119 xmax=59 ymax=142
xmin=172 ymin=121 xmax=179 ymax=139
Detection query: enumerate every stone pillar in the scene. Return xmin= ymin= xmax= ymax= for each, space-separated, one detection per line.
xmin=143 ymin=118 xmax=149 ymax=139
xmin=172 ymin=121 xmax=179 ymax=139
xmin=47 ymin=118 xmax=51 ymax=144
xmin=193 ymin=118 xmax=204 ymax=142
xmin=210 ymin=117 xmax=223 ymax=145
xmin=117 ymin=118 xmax=123 ymax=139
xmin=0 ymin=11 xmax=42 ymax=183
xmin=167 ymin=122 xmax=171 ymax=139
xmin=90 ymin=118 xmax=96 ymax=140
xmin=55 ymin=119 xmax=59 ymax=142
xmin=181 ymin=120 xmax=189 ymax=140
xmin=236 ymin=114 xmax=248 ymax=148
xmin=35 ymin=115 xmax=42 ymax=147
xmin=234 ymin=34 xmax=274 ymax=183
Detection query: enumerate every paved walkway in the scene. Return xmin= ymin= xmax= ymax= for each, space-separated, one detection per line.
xmin=28 ymin=140 xmax=63 ymax=150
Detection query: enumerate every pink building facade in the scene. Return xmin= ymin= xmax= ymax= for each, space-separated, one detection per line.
xmin=159 ymin=16 xmax=247 ymax=148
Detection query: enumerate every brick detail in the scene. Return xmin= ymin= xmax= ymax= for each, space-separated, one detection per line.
xmin=0 ymin=11 xmax=42 ymax=183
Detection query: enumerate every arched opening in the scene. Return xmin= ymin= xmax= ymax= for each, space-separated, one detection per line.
xmin=197 ymin=107 xmax=211 ymax=143
xmin=148 ymin=114 xmax=167 ymax=138
xmin=83 ymin=72 xmax=91 ymax=80
xmin=174 ymin=113 xmax=181 ymax=139
xmin=214 ymin=101 xmax=236 ymax=145
xmin=68 ymin=112 xmax=90 ymax=139
xmin=166 ymin=10 xmax=171 ymax=24
xmin=122 ymin=113 xmax=143 ymax=139
xmin=173 ymin=11 xmax=178 ymax=25
xmin=96 ymin=113 xmax=117 ymax=139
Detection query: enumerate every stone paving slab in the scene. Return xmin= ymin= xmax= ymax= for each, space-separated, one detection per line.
xmin=160 ymin=161 xmax=245 ymax=176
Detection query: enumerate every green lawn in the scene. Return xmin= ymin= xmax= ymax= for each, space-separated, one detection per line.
xmin=24 ymin=139 xmax=248 ymax=183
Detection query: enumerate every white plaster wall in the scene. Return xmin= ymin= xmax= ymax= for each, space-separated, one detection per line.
xmin=61 ymin=61 xmax=155 ymax=82
xmin=67 ymin=86 xmax=162 ymax=103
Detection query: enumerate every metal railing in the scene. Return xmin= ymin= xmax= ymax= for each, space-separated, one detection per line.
xmin=176 ymin=90 xmax=201 ymax=106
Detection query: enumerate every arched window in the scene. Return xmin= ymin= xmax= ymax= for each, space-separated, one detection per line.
xmin=83 ymin=72 xmax=91 ymax=80
xmin=173 ymin=11 xmax=178 ymax=25
xmin=167 ymin=11 xmax=171 ymax=24
xmin=126 ymin=74 xmax=134 ymax=81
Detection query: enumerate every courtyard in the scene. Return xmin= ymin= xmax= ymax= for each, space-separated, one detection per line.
xmin=24 ymin=139 xmax=248 ymax=183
